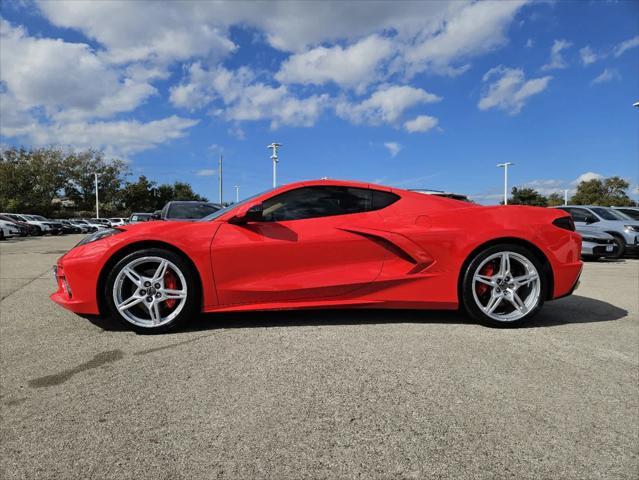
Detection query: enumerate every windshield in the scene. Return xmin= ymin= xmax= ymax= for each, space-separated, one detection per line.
xmin=200 ymin=189 xmax=274 ymax=221
xmin=590 ymin=207 xmax=628 ymax=221
xmin=616 ymin=208 xmax=639 ymax=220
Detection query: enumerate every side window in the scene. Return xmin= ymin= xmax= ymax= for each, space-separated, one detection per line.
xmin=372 ymin=190 xmax=400 ymax=210
xmin=262 ymin=187 xmax=371 ymax=221
xmin=568 ymin=208 xmax=591 ymax=222
xmin=261 ymin=186 xmax=401 ymax=222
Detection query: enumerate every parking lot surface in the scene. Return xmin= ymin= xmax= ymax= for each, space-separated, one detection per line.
xmin=1 ymin=235 xmax=637 ymax=479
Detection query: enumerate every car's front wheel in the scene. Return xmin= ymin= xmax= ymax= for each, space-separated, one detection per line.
xmin=105 ymin=248 xmax=198 ymax=333
xmin=461 ymin=244 xmax=546 ymax=327
xmin=607 ymin=235 xmax=625 ymax=259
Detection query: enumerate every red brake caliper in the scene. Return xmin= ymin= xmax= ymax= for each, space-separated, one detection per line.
xmin=476 ymin=263 xmax=494 ymax=296
xmin=164 ymin=271 xmax=178 ymax=309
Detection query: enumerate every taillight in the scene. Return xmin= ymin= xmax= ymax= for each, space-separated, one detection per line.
xmin=553 ymin=216 xmax=575 ymax=231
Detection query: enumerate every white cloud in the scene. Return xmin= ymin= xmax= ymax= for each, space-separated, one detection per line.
xmin=401 ymin=0 xmax=527 ymax=76
xmin=196 ymin=169 xmax=216 ymax=176
xmin=275 ymin=35 xmax=395 ymax=91
xmin=0 ymin=18 xmax=155 ymax=120
xmin=17 ymin=116 xmax=198 ymax=157
xmin=520 ymin=178 xmax=569 ymax=196
xmin=384 ymin=142 xmax=402 ymax=157
xmin=34 ymin=0 xmax=525 ymax=78
xmin=336 ymin=85 xmax=441 ymax=125
xmin=478 ymin=66 xmax=551 ymax=115
xmin=579 ymin=46 xmax=601 ymax=66
xmin=591 ymin=68 xmax=621 ymax=85
xmin=573 ymin=172 xmax=603 ymax=184
xmin=171 ymin=64 xmax=329 ymax=128
xmin=36 ymin=1 xmax=237 ymax=64
xmin=541 ymin=39 xmax=572 ymax=71
xmin=404 ymin=115 xmax=439 ymax=133
xmin=525 ymin=38 xmax=534 ymax=48
xmin=613 ymin=35 xmax=639 ymax=57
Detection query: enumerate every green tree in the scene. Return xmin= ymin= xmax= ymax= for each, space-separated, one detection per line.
xmin=547 ymin=192 xmax=565 ymax=207
xmin=507 ymin=187 xmax=548 ymax=207
xmin=119 ymin=176 xmax=157 ymax=212
xmin=171 ymin=181 xmax=207 ymax=202
xmin=570 ymin=176 xmax=634 ymax=206
xmin=0 ymin=146 xmax=129 ymax=215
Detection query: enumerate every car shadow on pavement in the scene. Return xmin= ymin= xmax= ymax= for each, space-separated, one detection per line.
xmin=86 ymin=294 xmax=628 ymax=333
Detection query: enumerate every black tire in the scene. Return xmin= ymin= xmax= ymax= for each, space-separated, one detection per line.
xmin=582 ymin=255 xmax=600 ymax=261
xmin=461 ymin=243 xmax=546 ymax=328
xmin=104 ymin=248 xmax=199 ymax=334
xmin=607 ymin=235 xmax=625 ymax=259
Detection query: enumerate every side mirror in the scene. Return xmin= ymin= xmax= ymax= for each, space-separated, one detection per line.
xmin=229 ymin=203 xmax=264 ymax=224
xmin=585 ymin=215 xmax=598 ymax=224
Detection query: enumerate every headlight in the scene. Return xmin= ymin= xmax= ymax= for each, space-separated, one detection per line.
xmin=76 ymin=228 xmax=123 ymax=247
xmin=624 ymin=225 xmax=639 ymax=232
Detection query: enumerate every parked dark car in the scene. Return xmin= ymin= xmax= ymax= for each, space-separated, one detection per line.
xmin=158 ymin=201 xmax=222 ymax=221
xmin=59 ymin=220 xmax=82 ymax=234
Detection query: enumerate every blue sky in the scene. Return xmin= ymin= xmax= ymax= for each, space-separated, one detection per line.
xmin=1 ymin=1 xmax=637 ymax=203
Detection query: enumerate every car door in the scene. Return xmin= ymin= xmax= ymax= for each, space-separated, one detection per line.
xmin=211 ymin=186 xmax=393 ymax=305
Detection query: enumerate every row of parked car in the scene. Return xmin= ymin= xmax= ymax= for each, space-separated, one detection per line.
xmin=553 ymin=206 xmax=639 ymax=259
xmin=0 ymin=213 xmax=129 ymax=239
xmin=0 ymin=201 xmax=224 ymax=240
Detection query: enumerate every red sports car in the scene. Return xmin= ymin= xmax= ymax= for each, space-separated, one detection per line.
xmin=51 ymin=179 xmax=582 ymax=333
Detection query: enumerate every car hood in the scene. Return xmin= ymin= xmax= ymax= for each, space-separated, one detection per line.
xmin=576 ymin=227 xmax=613 ymax=239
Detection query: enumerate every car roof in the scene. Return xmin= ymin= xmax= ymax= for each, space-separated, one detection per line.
xmin=560 ymin=205 xmax=615 ymax=209
xmin=281 ymin=178 xmax=394 ymax=192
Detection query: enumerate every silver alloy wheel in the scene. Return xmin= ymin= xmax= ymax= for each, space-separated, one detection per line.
xmin=471 ymin=251 xmax=541 ymax=322
xmin=112 ymin=256 xmax=188 ymax=328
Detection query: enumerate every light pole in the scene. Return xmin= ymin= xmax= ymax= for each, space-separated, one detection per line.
xmin=564 ymin=189 xmax=568 ymax=206
xmin=496 ymin=162 xmax=514 ymax=205
xmin=234 ymin=185 xmax=240 ymax=203
xmin=267 ymin=143 xmax=282 ymax=188
xmin=94 ymin=173 xmax=99 ymax=218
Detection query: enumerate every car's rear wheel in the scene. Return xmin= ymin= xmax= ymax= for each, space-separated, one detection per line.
xmin=105 ymin=248 xmax=198 ymax=333
xmin=461 ymin=244 xmax=545 ymax=327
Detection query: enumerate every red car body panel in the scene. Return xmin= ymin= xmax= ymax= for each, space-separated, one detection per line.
xmin=51 ymin=179 xmax=582 ymax=317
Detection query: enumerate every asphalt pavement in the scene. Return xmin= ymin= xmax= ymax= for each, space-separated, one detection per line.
xmin=1 ymin=234 xmax=637 ymax=479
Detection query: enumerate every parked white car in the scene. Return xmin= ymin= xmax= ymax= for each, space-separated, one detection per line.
xmin=0 ymin=219 xmax=21 ymax=239
xmin=108 ymin=217 xmax=127 ymax=226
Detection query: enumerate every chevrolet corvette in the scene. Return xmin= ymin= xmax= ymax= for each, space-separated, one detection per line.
xmin=51 ymin=179 xmax=582 ymax=333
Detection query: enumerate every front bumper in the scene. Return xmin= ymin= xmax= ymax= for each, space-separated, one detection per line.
xmin=582 ymin=240 xmax=617 ymax=257
xmin=50 ymin=255 xmax=102 ymax=315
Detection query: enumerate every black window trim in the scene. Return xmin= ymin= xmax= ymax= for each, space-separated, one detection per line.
xmin=260 ymin=185 xmax=400 ymax=223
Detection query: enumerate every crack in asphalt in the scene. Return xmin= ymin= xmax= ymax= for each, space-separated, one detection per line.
xmin=0 ymin=267 xmax=54 ymax=301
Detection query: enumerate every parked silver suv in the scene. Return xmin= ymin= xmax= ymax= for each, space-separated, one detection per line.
xmin=554 ymin=205 xmax=639 ymax=258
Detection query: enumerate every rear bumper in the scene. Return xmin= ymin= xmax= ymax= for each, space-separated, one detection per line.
xmin=551 ymin=261 xmax=583 ymax=300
